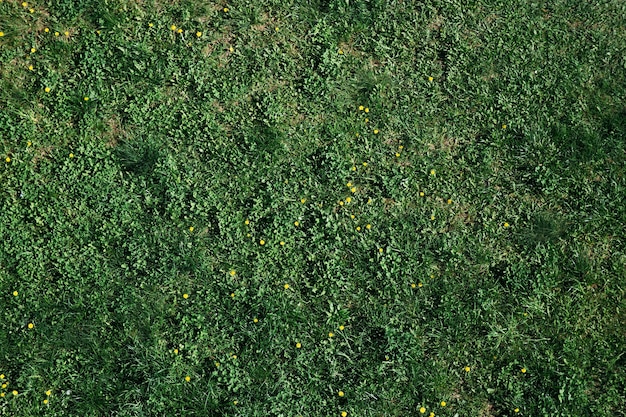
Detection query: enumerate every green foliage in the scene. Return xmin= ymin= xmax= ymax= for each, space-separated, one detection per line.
xmin=1 ymin=0 xmax=625 ymax=416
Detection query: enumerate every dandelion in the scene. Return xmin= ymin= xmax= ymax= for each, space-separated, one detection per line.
xmin=373 ymin=129 xmax=379 ymax=134
xmin=379 ymin=248 xmax=383 ymax=253
xmin=275 ymin=27 xmax=279 ymax=32
xmin=43 ymin=399 xmax=48 ymax=404
xmin=350 ymin=214 xmax=355 ymax=219
xmin=356 ymin=226 xmax=361 ymax=232
xmin=0 ymin=374 xmax=4 ymax=379
xmin=174 ymin=349 xmax=178 ymax=354
xmin=504 ymin=222 xmax=510 ymax=228
xmin=223 ymin=7 xmax=229 ymax=12
xmin=84 ymin=97 xmax=89 ymax=101
xmin=296 ymin=342 xmax=301 ymax=348
xmin=245 ymin=219 xmax=249 ymax=225
xmin=430 ymin=169 xmax=436 ymax=176
xmin=294 ymin=221 xmax=299 ymax=226
xmin=229 ymin=46 xmax=234 ymax=52
xmin=280 ymin=241 xmax=285 ymax=246
xmin=45 ymin=87 xmax=50 ymax=93
xmin=148 ymin=23 xmax=154 ymax=27
xmin=12 ymin=390 xmax=18 ymax=396
xmin=1 ymin=384 xmax=6 ymax=389
xmin=420 ymin=407 xmax=426 ymax=414
xmin=351 ymin=166 xmax=357 ymax=171
xmin=345 ymin=197 xmax=351 ymax=203
xmin=464 ymin=366 xmax=471 ymax=372
xmin=429 ymin=413 xmax=435 ymax=417
xmin=339 ymin=325 xmax=344 ymax=331
xmin=22 ymin=2 xmax=28 ymax=7
xmin=177 ymin=28 xmax=183 ymax=33
xmin=196 ymin=31 xmax=202 ymax=37
xmin=429 ymin=76 xmax=434 ymax=82
xmin=358 ymin=106 xmax=364 ymax=111
xmin=300 ymin=198 xmax=306 ymax=203
xmin=338 ymin=391 xmax=344 ymax=397
xmin=362 ymin=162 xmax=367 ymax=167
xmin=366 ymin=224 xmax=371 ymax=229
xmin=0 ymin=393 xmax=5 ymax=397
xmin=418 ymin=282 xmax=423 ymax=287
xmin=233 ymin=400 xmax=238 ymax=405
xmin=215 ymin=362 xmax=220 ymax=367
xmin=447 ymin=199 xmax=452 ymax=204
xmin=55 ymin=32 xmax=59 ymax=36
xmin=28 ymin=65 xmax=34 ymax=71
xmin=351 ymin=187 xmax=356 ymax=193
xmin=328 ymin=332 xmax=334 ymax=338
xmin=514 ymin=409 xmax=519 ymax=413
xmin=339 ymin=201 xmax=344 ymax=206
xmin=69 ymin=153 xmax=74 ymax=158
xmin=341 ymin=412 xmax=347 ymax=417
xmin=440 ymin=401 xmax=446 ymax=407
xmin=364 ymin=108 xmax=369 ymax=113
xmin=521 ymin=368 xmax=526 ymax=373
xmin=230 ymin=292 xmax=235 ymax=298
xmin=0 ymin=32 xmax=4 ymax=37
xmin=338 ymin=49 xmax=343 ymax=54
xmin=12 ymin=290 xmax=18 ymax=296
xmin=28 ymin=323 xmax=34 ymax=329
xmin=365 ymin=118 xmax=369 ymax=123
xmin=253 ymin=318 xmax=258 ymax=323
xmin=44 ymin=28 xmax=49 ymax=32
xmin=502 ymin=124 xmax=507 ymax=129
xmin=395 ymin=152 xmax=400 ymax=157
xmin=46 ymin=390 xmax=51 ymax=396
xmin=64 ymin=31 xmax=69 ymax=37
xmin=259 ymin=239 xmax=265 ymax=245
xmin=183 ymin=293 xmax=189 ymax=299
xmin=420 ymin=192 xmax=425 ymax=197
xmin=230 ymin=270 xmax=236 ymax=276
xmin=5 ymin=157 xmax=10 ymax=163
xmin=284 ymin=283 xmax=289 ymax=290
xmin=185 ymin=376 xmax=190 ymax=382
xmin=411 ymin=283 xmax=416 ymax=289
xmin=31 ymin=47 xmax=36 ymax=53
xmin=232 ymin=354 xmax=237 ymax=359
xmin=430 ymin=215 xmax=435 ymax=220
xmin=347 ymin=182 xmax=352 ymax=187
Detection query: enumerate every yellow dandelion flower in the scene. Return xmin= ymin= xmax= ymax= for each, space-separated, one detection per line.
xmin=259 ymin=239 xmax=265 ymax=245
xmin=430 ymin=169 xmax=436 ymax=176
xmin=350 ymin=214 xmax=355 ymax=219
xmin=504 ymin=222 xmax=510 ymax=228
xmin=229 ymin=46 xmax=234 ymax=52
xmin=362 ymin=162 xmax=367 ymax=167
xmin=294 ymin=221 xmax=299 ymax=226
xmin=275 ymin=27 xmax=279 ymax=32
xmin=31 ymin=47 xmax=36 ymax=53
xmin=447 ymin=199 xmax=452 ymax=204
xmin=430 ymin=215 xmax=435 ymax=220
xmin=379 ymin=248 xmax=383 ymax=253
xmin=253 ymin=317 xmax=258 ymax=323
xmin=28 ymin=65 xmax=34 ymax=71
xmin=502 ymin=124 xmax=507 ymax=129
xmin=148 ymin=23 xmax=154 ymax=27
xmin=429 ymin=76 xmax=434 ymax=82
xmin=420 ymin=192 xmax=425 ymax=197
xmin=183 ymin=293 xmax=189 ymax=299
xmin=223 ymin=7 xmax=229 ymax=12
xmin=280 ymin=241 xmax=285 ymax=246
xmin=338 ymin=390 xmax=344 ymax=397
xmin=28 ymin=323 xmax=34 ymax=329
xmin=174 ymin=349 xmax=179 ymax=354
xmin=55 ymin=32 xmax=59 ymax=36
xmin=1 ymin=384 xmax=6 ymax=389
xmin=395 ymin=152 xmax=400 ymax=157
xmin=514 ymin=409 xmax=519 ymax=413
xmin=339 ymin=201 xmax=344 ymax=206
xmin=429 ymin=413 xmax=435 ymax=417
xmin=342 ymin=412 xmax=347 ymax=417
xmin=0 ymin=393 xmax=5 ymax=397
xmin=347 ymin=182 xmax=352 ymax=187
xmin=328 ymin=332 xmax=334 ymax=338
xmin=364 ymin=108 xmax=369 ymax=113
xmin=441 ymin=401 xmax=446 ymax=407
xmin=356 ymin=226 xmax=361 ymax=232
xmin=418 ymin=282 xmax=423 ymax=287
xmin=177 ymin=28 xmax=183 ymax=33
xmin=411 ymin=283 xmax=416 ymax=288
xmin=351 ymin=166 xmax=357 ymax=171
xmin=43 ymin=399 xmax=48 ymax=404
xmin=301 ymin=198 xmax=306 ymax=203
xmin=46 ymin=390 xmax=51 ymax=396
xmin=232 ymin=354 xmax=237 ymax=359
xmin=0 ymin=32 xmax=4 ymax=37
xmin=366 ymin=224 xmax=371 ymax=229
xmin=44 ymin=28 xmax=50 ymax=33
xmin=365 ymin=118 xmax=369 ymax=123
xmin=12 ymin=290 xmax=18 ymax=296
xmin=521 ymin=368 xmax=526 ymax=373
xmin=64 ymin=31 xmax=69 ymax=37
xmin=0 ymin=374 xmax=4 ymax=379
xmin=351 ymin=187 xmax=356 ymax=193
xmin=464 ymin=366 xmax=471 ymax=372
xmin=69 ymin=153 xmax=74 ymax=158
xmin=22 ymin=2 xmax=28 ymax=7
xmin=373 ymin=129 xmax=379 ymax=134
xmin=230 ymin=292 xmax=235 ymax=297
xmin=171 ymin=25 xmax=177 ymax=31
xmin=233 ymin=400 xmax=238 ymax=405
xmin=420 ymin=407 xmax=426 ymax=414
xmin=45 ymin=87 xmax=51 ymax=92
xmin=284 ymin=283 xmax=289 ymax=289
xmin=12 ymin=390 xmax=18 ymax=396
xmin=196 ymin=31 xmax=202 ymax=37
xmin=338 ymin=49 xmax=343 ymax=54
xmin=296 ymin=342 xmax=301 ymax=348
xmin=345 ymin=197 xmax=351 ymax=203
xmin=84 ymin=97 xmax=89 ymax=101
xmin=185 ymin=375 xmax=190 ymax=382
xmin=230 ymin=270 xmax=236 ymax=276
xmin=339 ymin=325 xmax=345 ymax=331
xmin=358 ymin=106 xmax=364 ymax=111
xmin=245 ymin=219 xmax=249 ymax=225
xmin=215 ymin=362 xmax=220 ymax=367
xmin=367 ymin=198 xmax=372 ymax=204
xmin=5 ymin=157 xmax=11 ymax=163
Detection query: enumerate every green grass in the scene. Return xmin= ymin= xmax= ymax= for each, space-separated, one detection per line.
xmin=1 ymin=0 xmax=625 ymax=416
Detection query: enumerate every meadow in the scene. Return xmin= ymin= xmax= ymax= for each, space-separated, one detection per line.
xmin=1 ymin=0 xmax=625 ymax=416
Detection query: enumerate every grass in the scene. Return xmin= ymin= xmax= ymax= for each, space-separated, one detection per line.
xmin=1 ymin=0 xmax=625 ymax=416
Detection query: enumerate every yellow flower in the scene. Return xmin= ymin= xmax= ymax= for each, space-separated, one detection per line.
xmin=296 ymin=342 xmax=301 ymax=348
xmin=183 ymin=293 xmax=189 ymax=299
xmin=420 ymin=192 xmax=424 ymax=197
xmin=345 ymin=197 xmax=351 ymax=203
xmin=328 ymin=332 xmax=334 ymax=338
xmin=366 ymin=224 xmax=371 ymax=229
xmin=22 ymin=2 xmax=28 ymax=7
xmin=69 ymin=153 xmax=74 ymax=158
xmin=365 ymin=118 xmax=369 ymax=123
xmin=12 ymin=390 xmax=18 ymax=396
xmin=447 ymin=199 xmax=452 ymax=204
xmin=253 ymin=318 xmax=258 ymax=323
xmin=294 ymin=221 xmax=299 ymax=226
xmin=45 ymin=87 xmax=51 ymax=92
xmin=28 ymin=65 xmax=34 ymax=71
xmin=411 ymin=283 xmax=416 ymax=288
xmin=5 ymin=157 xmax=10 ymax=163
xmin=229 ymin=46 xmax=234 ymax=52
xmin=430 ymin=169 xmax=436 ymax=176
xmin=356 ymin=226 xmax=361 ymax=232
xmin=275 ymin=27 xmax=279 ymax=32
xmin=245 ymin=219 xmax=250 ymax=225
xmin=338 ymin=390 xmax=344 ymax=397
xmin=230 ymin=270 xmax=236 ymax=276
xmin=196 ymin=31 xmax=202 ymax=37
xmin=43 ymin=399 xmax=48 ymax=404
xmin=339 ymin=325 xmax=345 ymax=331
xmin=504 ymin=222 xmax=510 ymax=228
xmin=341 ymin=412 xmax=347 ymax=417
xmin=351 ymin=166 xmax=357 ymax=171
xmin=84 ymin=97 xmax=89 ymax=101
xmin=185 ymin=375 xmax=190 ymax=382
xmin=350 ymin=214 xmax=355 ymax=219
xmin=0 ymin=393 xmax=4 ymax=397
xmin=284 ymin=283 xmax=289 ymax=289
xmin=395 ymin=152 xmax=400 ymax=157
xmin=440 ymin=401 xmax=446 ymax=407
xmin=346 ymin=182 xmax=352 ymax=187
xmin=418 ymin=282 xmax=423 ymax=287
xmin=44 ymin=28 xmax=49 ymax=32
xmin=55 ymin=32 xmax=60 ymax=36
xmin=171 ymin=25 xmax=177 ymax=31
xmin=0 ymin=374 xmax=4 ymax=379
xmin=358 ymin=106 xmax=364 ymax=111
xmin=46 ymin=390 xmax=52 ymax=396
xmin=351 ymin=187 xmax=356 ymax=193
xmin=367 ymin=198 xmax=372 ymax=204
xmin=64 ymin=31 xmax=69 ymax=36
xmin=215 ymin=362 xmax=220 ymax=367
xmin=339 ymin=201 xmax=344 ymax=206
xmin=373 ymin=129 xmax=379 ymax=134
xmin=28 ymin=323 xmax=34 ymax=329
xmin=174 ymin=349 xmax=178 ymax=354
xmin=464 ymin=366 xmax=471 ymax=372
xmin=429 ymin=413 xmax=435 ymax=417
xmin=514 ymin=409 xmax=519 ymax=413
xmin=420 ymin=407 xmax=426 ymax=414
xmin=233 ymin=400 xmax=238 ymax=405
xmin=0 ymin=32 xmax=4 ymax=37
xmin=301 ymin=198 xmax=306 ymax=203
xmin=502 ymin=124 xmax=507 ymax=129
xmin=521 ymin=368 xmax=526 ymax=373
xmin=362 ymin=162 xmax=367 ymax=167
xmin=223 ymin=7 xmax=229 ymax=12
xmin=12 ymin=290 xmax=18 ymax=296
xmin=232 ymin=354 xmax=237 ymax=359
xmin=230 ymin=293 xmax=235 ymax=298
xmin=1 ymin=384 xmax=6 ymax=389
xmin=177 ymin=28 xmax=183 ymax=33
xmin=31 ymin=47 xmax=36 ymax=53
xmin=364 ymin=108 xmax=369 ymax=113
xmin=378 ymin=248 xmax=383 ymax=253
xmin=280 ymin=241 xmax=285 ymax=246
xmin=430 ymin=215 xmax=435 ymax=220
xmin=338 ymin=49 xmax=343 ymax=54
xmin=259 ymin=239 xmax=265 ymax=245
xmin=148 ymin=23 xmax=154 ymax=27
xmin=429 ymin=76 xmax=434 ymax=82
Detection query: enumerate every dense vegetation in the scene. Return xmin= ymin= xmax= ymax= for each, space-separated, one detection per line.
xmin=1 ymin=0 xmax=625 ymax=416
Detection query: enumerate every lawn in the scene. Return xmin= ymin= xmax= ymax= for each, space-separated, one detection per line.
xmin=1 ymin=0 xmax=625 ymax=416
